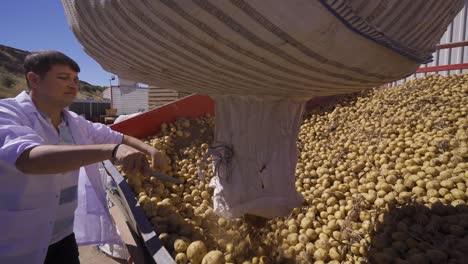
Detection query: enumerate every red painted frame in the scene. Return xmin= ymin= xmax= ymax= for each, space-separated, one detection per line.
xmin=416 ymin=63 xmax=468 ymax=73
xmin=416 ymin=41 xmax=468 ymax=73
xmin=110 ymin=94 xmax=215 ymax=139
xmin=435 ymin=41 xmax=468 ymax=50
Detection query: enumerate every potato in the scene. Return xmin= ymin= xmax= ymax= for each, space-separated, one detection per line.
xmin=175 ymin=253 xmax=188 ymax=264
xmin=202 ymin=250 xmax=225 ymax=264
xmin=187 ymin=241 xmax=208 ymax=264
xmin=174 ymin=238 xmax=189 ymax=253
xmin=119 ymin=74 xmax=468 ymax=263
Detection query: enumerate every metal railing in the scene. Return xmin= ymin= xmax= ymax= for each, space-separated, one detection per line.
xmin=391 ymin=4 xmax=468 ymax=86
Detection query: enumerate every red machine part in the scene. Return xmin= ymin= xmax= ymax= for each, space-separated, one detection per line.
xmin=416 ymin=63 xmax=468 ymax=73
xmin=110 ymin=94 xmax=215 ymax=139
xmin=416 ymin=41 xmax=468 ymax=73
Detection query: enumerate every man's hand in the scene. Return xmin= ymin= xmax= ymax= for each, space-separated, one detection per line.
xmin=149 ymin=149 xmax=170 ymax=172
xmin=120 ymin=135 xmax=170 ymax=174
xmin=114 ymin=144 xmax=150 ymax=175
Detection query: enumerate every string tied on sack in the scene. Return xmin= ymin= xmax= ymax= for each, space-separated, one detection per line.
xmin=198 ymin=142 xmax=234 ymax=183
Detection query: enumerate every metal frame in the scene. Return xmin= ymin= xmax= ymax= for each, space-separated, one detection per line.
xmin=415 ymin=41 xmax=468 ymax=73
xmin=102 ymin=160 xmax=175 ymax=264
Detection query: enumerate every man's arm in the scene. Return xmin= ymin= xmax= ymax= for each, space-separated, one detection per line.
xmin=9 ymin=113 xmax=165 ymax=175
xmin=15 ymin=137 xmax=167 ymax=175
xmin=121 ymin=135 xmax=154 ymax=156
xmin=15 ymin=144 xmax=116 ymax=174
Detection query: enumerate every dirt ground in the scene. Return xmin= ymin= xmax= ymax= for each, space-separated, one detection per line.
xmin=79 ymin=245 xmax=126 ymax=264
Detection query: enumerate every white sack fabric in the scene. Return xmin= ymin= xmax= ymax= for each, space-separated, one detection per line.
xmin=61 ymin=0 xmax=464 ymax=97
xmin=208 ymin=95 xmax=306 ymax=218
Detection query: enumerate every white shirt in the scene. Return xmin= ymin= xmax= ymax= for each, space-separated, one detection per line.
xmin=0 ymin=91 xmax=124 ymax=264
xmin=47 ymin=116 xmax=78 ymax=244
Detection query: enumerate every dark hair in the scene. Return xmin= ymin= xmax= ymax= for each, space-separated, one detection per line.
xmin=24 ymin=50 xmax=80 ymax=87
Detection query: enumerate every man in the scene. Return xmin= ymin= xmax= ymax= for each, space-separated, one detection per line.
xmin=0 ymin=50 xmax=166 ymax=264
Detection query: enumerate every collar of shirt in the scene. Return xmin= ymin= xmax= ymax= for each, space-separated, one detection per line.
xmin=15 ymin=91 xmax=42 ymax=115
xmin=37 ymin=109 xmax=67 ymax=128
xmin=16 ymin=91 xmax=68 ymax=127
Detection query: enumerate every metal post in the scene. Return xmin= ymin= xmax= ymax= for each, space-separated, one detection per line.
xmin=109 ymin=75 xmax=115 ymax=109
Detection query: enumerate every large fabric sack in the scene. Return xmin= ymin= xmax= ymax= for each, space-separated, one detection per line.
xmin=62 ymin=0 xmax=464 ymax=97
xmin=206 ymin=95 xmax=306 ymax=218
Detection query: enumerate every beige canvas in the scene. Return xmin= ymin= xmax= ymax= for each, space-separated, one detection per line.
xmin=62 ymin=0 xmax=464 ymax=97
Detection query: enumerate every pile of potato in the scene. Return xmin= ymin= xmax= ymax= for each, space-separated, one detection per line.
xmin=122 ymin=73 xmax=467 ymax=263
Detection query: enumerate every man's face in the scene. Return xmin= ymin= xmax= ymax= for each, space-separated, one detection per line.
xmin=29 ymin=64 xmax=79 ymax=108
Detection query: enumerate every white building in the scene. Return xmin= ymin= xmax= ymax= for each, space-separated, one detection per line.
xmin=102 ymin=77 xmax=149 ymax=115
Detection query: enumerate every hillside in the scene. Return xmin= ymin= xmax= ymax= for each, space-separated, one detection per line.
xmin=0 ymin=45 xmax=106 ymax=100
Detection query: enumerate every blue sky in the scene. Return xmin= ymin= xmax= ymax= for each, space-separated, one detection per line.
xmin=0 ymin=0 xmax=116 ymax=87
